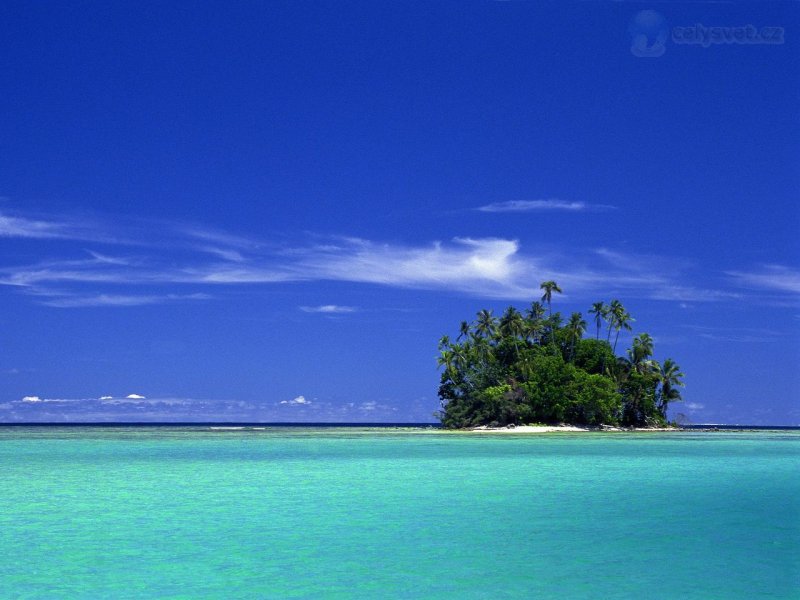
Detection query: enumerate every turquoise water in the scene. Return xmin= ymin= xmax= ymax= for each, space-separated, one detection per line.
xmin=0 ymin=427 xmax=798 ymax=598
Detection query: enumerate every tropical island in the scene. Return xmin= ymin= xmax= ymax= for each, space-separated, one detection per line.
xmin=436 ymin=281 xmax=685 ymax=429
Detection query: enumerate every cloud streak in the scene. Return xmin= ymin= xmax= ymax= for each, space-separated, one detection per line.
xmin=0 ymin=213 xmax=88 ymax=240
xmin=727 ymin=265 xmax=800 ymax=295
xmin=477 ymin=199 xmax=615 ymax=213
xmin=0 ymin=208 xmax=758 ymax=307
xmin=37 ymin=292 xmax=211 ymax=308
xmin=300 ymin=305 xmax=359 ymax=314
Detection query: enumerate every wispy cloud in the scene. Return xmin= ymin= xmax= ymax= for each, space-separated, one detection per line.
xmin=0 ymin=213 xmax=85 ymax=240
xmin=0 ymin=234 xmax=536 ymax=299
xmin=198 ymin=247 xmax=246 ymax=262
xmin=179 ymin=225 xmax=262 ymax=250
xmin=0 ymin=210 xmax=134 ymax=244
xmin=84 ymin=250 xmax=133 ymax=266
xmin=37 ymin=292 xmax=211 ymax=308
xmin=299 ymin=305 xmax=359 ymax=314
xmin=477 ymin=199 xmax=615 ymax=213
xmin=683 ymin=325 xmax=786 ymax=343
xmin=727 ymin=265 xmax=800 ymax=295
xmin=0 ymin=207 xmax=743 ymax=307
xmin=647 ymin=286 xmax=741 ymax=302
xmin=292 ymin=237 xmax=533 ymax=298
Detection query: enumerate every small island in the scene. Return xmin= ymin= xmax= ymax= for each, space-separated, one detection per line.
xmin=436 ymin=281 xmax=685 ymax=429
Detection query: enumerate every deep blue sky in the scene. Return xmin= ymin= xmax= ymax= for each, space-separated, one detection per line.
xmin=1 ymin=1 xmax=798 ymax=424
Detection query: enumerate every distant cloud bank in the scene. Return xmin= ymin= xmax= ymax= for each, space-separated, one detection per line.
xmin=280 ymin=395 xmax=311 ymax=405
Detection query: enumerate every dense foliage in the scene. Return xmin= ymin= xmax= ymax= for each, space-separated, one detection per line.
xmin=436 ymin=282 xmax=684 ymax=428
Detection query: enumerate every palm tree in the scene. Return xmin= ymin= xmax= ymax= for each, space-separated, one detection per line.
xmin=610 ymin=355 xmax=632 ymax=385
xmin=539 ymin=281 xmax=562 ymax=316
xmin=526 ymin=301 xmax=546 ymax=322
xmin=453 ymin=344 xmax=467 ymax=368
xmin=606 ymin=301 xmax=635 ymax=354
xmin=567 ymin=312 xmax=587 ymax=361
xmin=606 ymin=299 xmax=623 ymax=343
xmin=499 ymin=306 xmax=525 ymax=359
xmin=438 ymin=335 xmax=451 ymax=352
xmin=437 ymin=348 xmax=456 ymax=381
xmin=525 ymin=301 xmax=546 ymax=344
xmin=588 ymin=302 xmax=606 ymax=340
xmin=656 ymin=358 xmax=685 ymax=418
xmin=628 ymin=333 xmax=656 ymax=374
xmin=612 ymin=310 xmax=634 ymax=355
xmin=472 ymin=336 xmax=493 ymax=370
xmin=498 ymin=306 xmax=522 ymax=337
xmin=633 ymin=333 xmax=654 ymax=360
xmin=457 ymin=320 xmax=471 ymax=341
xmin=475 ymin=309 xmax=497 ymax=340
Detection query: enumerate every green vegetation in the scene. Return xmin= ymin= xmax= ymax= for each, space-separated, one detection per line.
xmin=436 ymin=282 xmax=684 ymax=429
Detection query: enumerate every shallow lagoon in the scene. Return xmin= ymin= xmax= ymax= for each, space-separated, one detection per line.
xmin=1 ymin=426 xmax=797 ymax=598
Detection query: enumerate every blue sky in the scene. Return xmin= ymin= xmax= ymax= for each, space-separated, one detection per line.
xmin=1 ymin=1 xmax=798 ymax=424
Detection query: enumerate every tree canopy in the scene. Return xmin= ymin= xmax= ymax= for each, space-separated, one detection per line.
xmin=436 ymin=284 xmax=684 ymax=428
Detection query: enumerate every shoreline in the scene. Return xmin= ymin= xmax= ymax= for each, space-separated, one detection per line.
xmin=466 ymin=424 xmax=680 ymax=433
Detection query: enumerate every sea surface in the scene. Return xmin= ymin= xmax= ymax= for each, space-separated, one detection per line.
xmin=0 ymin=426 xmax=797 ymax=598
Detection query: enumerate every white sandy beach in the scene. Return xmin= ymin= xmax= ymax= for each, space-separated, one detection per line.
xmin=468 ymin=425 xmax=677 ymax=433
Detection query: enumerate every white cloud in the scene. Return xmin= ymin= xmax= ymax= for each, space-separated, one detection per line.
xmin=687 ymin=325 xmax=784 ymax=343
xmin=0 ymin=211 xmax=119 ymax=244
xmin=727 ymin=265 xmax=800 ymax=294
xmin=294 ymin=237 xmax=532 ymax=299
xmin=647 ymin=286 xmax=741 ymax=302
xmin=685 ymin=402 xmax=705 ymax=411
xmin=299 ymin=305 xmax=358 ymax=314
xmin=477 ymin=199 xmax=615 ymax=213
xmin=99 ymin=396 xmax=113 ymax=400
xmin=179 ymin=226 xmax=261 ymax=250
xmin=22 ymin=395 xmax=42 ymax=402
xmin=0 ymin=208 xmax=748 ymax=307
xmin=106 ymin=395 xmax=191 ymax=405
xmin=198 ymin=247 xmax=245 ymax=262
xmin=0 ymin=213 xmax=75 ymax=239
xmin=85 ymin=251 xmax=132 ymax=266
xmin=38 ymin=293 xmax=211 ymax=308
xmin=355 ymin=400 xmax=398 ymax=415
xmin=280 ymin=395 xmax=310 ymax=405
xmin=0 ymin=234 xmax=738 ymax=305
xmin=189 ymin=267 xmax=295 ymax=284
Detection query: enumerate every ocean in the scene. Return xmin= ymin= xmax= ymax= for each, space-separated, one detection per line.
xmin=0 ymin=426 xmax=797 ymax=598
